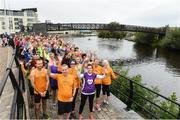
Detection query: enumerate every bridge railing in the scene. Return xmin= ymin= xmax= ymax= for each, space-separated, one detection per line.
xmin=33 ymin=23 xmax=166 ymax=35
xmin=0 ymin=45 xmax=27 ymax=119
xmin=111 ymin=71 xmax=180 ymax=119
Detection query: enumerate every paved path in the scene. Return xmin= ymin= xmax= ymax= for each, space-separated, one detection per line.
xmin=29 ymin=93 xmax=143 ymax=119
xmin=0 ymin=47 xmax=16 ymax=119
xmin=0 ymin=47 xmax=8 ymax=80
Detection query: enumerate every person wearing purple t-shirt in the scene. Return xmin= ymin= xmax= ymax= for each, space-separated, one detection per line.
xmin=78 ymin=64 xmax=106 ymax=120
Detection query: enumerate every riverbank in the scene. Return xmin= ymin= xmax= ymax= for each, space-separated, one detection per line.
xmin=134 ymin=27 xmax=180 ymax=50
xmin=64 ymin=36 xmax=180 ymax=102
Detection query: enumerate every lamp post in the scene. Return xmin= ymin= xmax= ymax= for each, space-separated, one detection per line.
xmin=4 ymin=0 xmax=7 ymax=32
xmin=3 ymin=0 xmax=10 ymax=34
xmin=3 ymin=0 xmax=7 ymax=33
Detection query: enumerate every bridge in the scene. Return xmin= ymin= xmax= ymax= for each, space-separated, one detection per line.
xmin=32 ymin=23 xmax=167 ymax=35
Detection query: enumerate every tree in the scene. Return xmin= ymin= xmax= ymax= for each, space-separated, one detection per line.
xmin=107 ymin=22 xmax=120 ymax=32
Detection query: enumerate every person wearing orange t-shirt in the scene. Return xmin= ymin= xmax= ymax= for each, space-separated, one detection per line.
xmin=48 ymin=64 xmax=76 ymax=119
xmin=69 ymin=60 xmax=81 ymax=119
xmin=30 ymin=59 xmax=49 ymax=119
xmin=102 ymin=60 xmax=117 ymax=105
xmin=93 ymin=58 xmax=104 ymax=111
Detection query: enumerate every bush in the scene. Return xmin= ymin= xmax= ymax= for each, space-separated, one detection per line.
xmin=134 ymin=32 xmax=158 ymax=45
xmin=159 ymin=27 xmax=180 ymax=50
xmin=111 ymin=66 xmax=179 ymax=119
xmin=98 ymin=30 xmax=127 ymax=40
xmin=98 ymin=22 xmax=127 ymax=40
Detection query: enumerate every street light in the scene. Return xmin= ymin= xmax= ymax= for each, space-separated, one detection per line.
xmin=3 ymin=0 xmax=10 ymax=34
xmin=3 ymin=0 xmax=7 ymax=33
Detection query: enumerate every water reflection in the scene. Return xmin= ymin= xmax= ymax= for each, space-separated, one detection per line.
xmin=133 ymin=43 xmax=155 ymax=59
xmin=98 ymin=39 xmax=122 ymax=51
xmin=157 ymin=49 xmax=180 ymax=77
xmin=132 ymin=43 xmax=180 ymax=76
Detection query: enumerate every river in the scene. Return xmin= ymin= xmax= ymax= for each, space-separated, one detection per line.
xmin=64 ymin=36 xmax=180 ymax=102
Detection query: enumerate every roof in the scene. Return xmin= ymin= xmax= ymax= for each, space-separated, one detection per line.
xmin=0 ymin=8 xmax=37 ymax=12
xmin=22 ymin=8 xmax=37 ymax=12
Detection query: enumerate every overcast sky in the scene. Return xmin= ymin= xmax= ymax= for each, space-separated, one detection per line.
xmin=0 ymin=0 xmax=179 ymax=27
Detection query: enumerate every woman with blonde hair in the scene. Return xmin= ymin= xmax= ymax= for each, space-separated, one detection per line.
xmin=102 ymin=60 xmax=117 ymax=105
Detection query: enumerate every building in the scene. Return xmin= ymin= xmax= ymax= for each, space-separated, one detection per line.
xmin=0 ymin=8 xmax=39 ymax=34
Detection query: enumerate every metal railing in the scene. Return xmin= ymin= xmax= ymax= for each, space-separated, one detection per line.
xmin=0 ymin=46 xmax=27 ymax=119
xmin=112 ymin=71 xmax=180 ymax=119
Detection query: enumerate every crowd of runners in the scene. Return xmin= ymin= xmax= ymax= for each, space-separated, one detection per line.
xmin=14 ymin=33 xmax=117 ymax=119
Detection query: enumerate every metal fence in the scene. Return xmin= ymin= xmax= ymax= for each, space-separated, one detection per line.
xmin=0 ymin=46 xmax=27 ymax=119
xmin=112 ymin=71 xmax=180 ymax=119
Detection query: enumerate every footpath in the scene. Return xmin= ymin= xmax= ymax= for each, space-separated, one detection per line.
xmin=0 ymin=47 xmax=16 ymax=118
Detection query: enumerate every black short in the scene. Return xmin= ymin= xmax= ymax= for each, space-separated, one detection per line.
xmin=28 ymin=80 xmax=34 ymax=95
xmin=51 ymin=86 xmax=58 ymax=90
xmin=29 ymin=87 xmax=34 ymax=96
xmin=102 ymin=85 xmax=110 ymax=96
xmin=58 ymin=101 xmax=72 ymax=115
xmin=95 ymin=84 xmax=101 ymax=98
xmin=34 ymin=91 xmax=49 ymax=103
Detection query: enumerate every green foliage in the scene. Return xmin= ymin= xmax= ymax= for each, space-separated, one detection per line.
xmin=134 ymin=32 xmax=158 ymax=45
xmin=98 ymin=22 xmax=127 ymax=40
xmin=159 ymin=27 xmax=180 ymax=50
xmin=107 ymin=22 xmax=120 ymax=32
xmin=111 ymin=66 xmax=179 ymax=119
xmin=158 ymin=92 xmax=179 ymax=119
xmin=98 ymin=30 xmax=127 ymax=40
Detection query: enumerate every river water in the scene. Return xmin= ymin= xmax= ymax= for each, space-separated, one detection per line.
xmin=65 ymin=36 xmax=180 ymax=102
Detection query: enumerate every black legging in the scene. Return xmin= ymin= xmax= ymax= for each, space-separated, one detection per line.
xmin=102 ymin=85 xmax=110 ymax=96
xmin=95 ymin=84 xmax=101 ymax=98
xmin=72 ymin=88 xmax=79 ymax=111
xmin=79 ymin=93 xmax=95 ymax=114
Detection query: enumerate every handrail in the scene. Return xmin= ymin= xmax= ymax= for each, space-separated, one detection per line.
xmin=0 ymin=44 xmax=27 ymax=119
xmin=114 ymin=71 xmax=180 ymax=107
xmin=112 ymin=71 xmax=180 ymax=119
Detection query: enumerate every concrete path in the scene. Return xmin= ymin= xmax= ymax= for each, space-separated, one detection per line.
xmin=29 ymin=93 xmax=144 ymax=119
xmin=0 ymin=47 xmax=16 ymax=119
xmin=0 ymin=47 xmax=8 ymax=80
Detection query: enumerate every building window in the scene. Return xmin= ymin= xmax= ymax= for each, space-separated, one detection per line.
xmin=14 ymin=18 xmax=23 ymax=25
xmin=9 ymin=25 xmax=13 ymax=29
xmin=27 ymin=11 xmax=34 ymax=17
xmin=27 ymin=23 xmax=33 ymax=26
xmin=14 ymin=18 xmax=22 ymax=21
xmin=15 ymin=22 xmax=19 ymax=25
xmin=15 ymin=26 xmax=20 ymax=29
xmin=13 ymin=11 xmax=24 ymax=16
xmin=14 ymin=18 xmax=18 ymax=21
xmin=27 ymin=18 xmax=34 ymax=22
xmin=0 ymin=10 xmax=4 ymax=15
xmin=6 ymin=11 xmax=13 ymax=15
xmin=2 ymin=26 xmax=5 ymax=29
xmin=2 ymin=22 xmax=5 ymax=25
